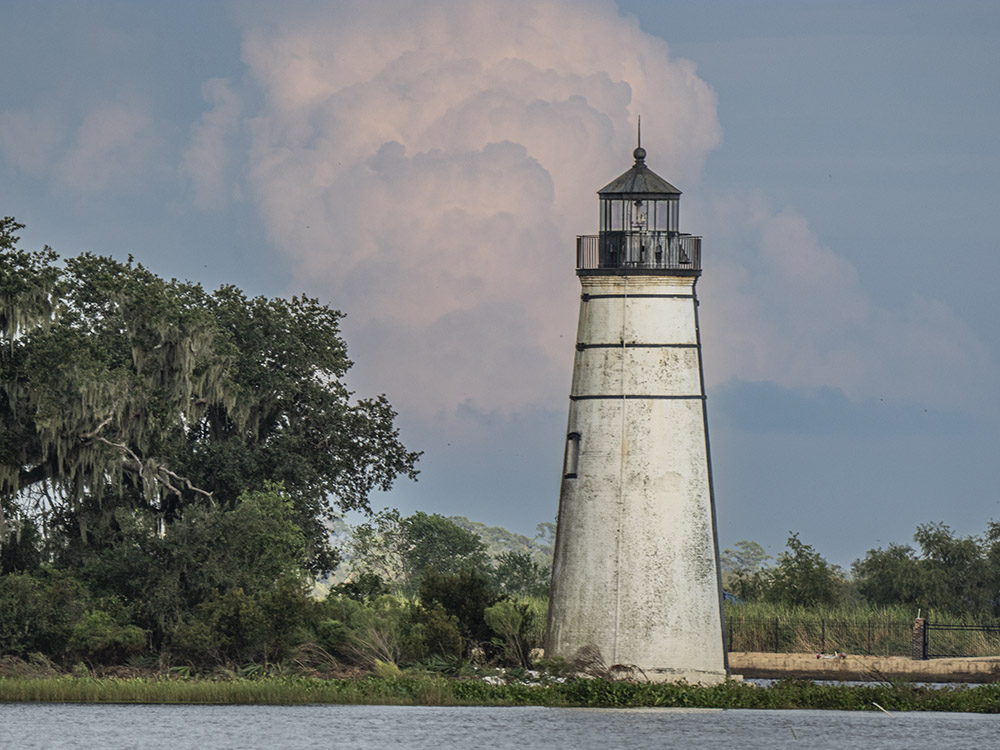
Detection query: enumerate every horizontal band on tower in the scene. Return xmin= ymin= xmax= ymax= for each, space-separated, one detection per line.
xmin=576 ymin=342 xmax=699 ymax=350
xmin=569 ymin=394 xmax=706 ymax=401
xmin=581 ymin=293 xmax=695 ymax=301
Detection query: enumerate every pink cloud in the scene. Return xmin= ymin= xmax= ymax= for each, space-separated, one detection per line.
xmin=237 ymin=0 xmax=720 ymax=416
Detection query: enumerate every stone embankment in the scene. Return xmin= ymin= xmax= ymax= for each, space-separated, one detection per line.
xmin=729 ymin=652 xmax=1000 ymax=683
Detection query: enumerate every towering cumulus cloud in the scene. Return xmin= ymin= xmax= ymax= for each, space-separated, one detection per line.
xmin=221 ymin=0 xmax=991 ymax=423
xmin=236 ymin=0 xmax=720 ymax=415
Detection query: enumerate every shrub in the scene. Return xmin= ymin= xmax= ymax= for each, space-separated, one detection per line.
xmin=67 ymin=610 xmax=147 ymax=664
xmin=485 ymin=600 xmax=535 ymax=668
xmin=0 ymin=571 xmax=90 ymax=659
xmin=419 ymin=569 xmax=501 ymax=657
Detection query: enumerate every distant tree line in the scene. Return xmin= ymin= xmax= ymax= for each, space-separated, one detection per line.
xmin=342 ymin=509 xmax=552 ymax=599
xmin=723 ymin=522 xmax=1000 ymax=618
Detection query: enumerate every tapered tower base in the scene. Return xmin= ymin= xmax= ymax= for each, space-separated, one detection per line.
xmin=546 ymin=274 xmax=728 ymax=684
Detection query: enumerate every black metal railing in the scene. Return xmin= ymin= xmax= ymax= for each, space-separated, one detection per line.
xmin=576 ymin=233 xmax=701 ymax=272
xmin=922 ymin=623 xmax=1000 ymax=659
xmin=729 ymin=616 xmax=1000 ymax=659
xmin=726 ymin=616 xmax=913 ymax=656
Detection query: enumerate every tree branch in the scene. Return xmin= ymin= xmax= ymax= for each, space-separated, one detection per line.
xmin=158 ymin=466 xmax=215 ymax=502
xmin=93 ymin=436 xmax=213 ymax=502
xmin=79 ymin=414 xmax=114 ymax=440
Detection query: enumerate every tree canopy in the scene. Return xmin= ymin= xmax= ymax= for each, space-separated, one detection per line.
xmin=852 ymin=522 xmax=1000 ymax=616
xmin=722 ymin=534 xmax=849 ymax=607
xmin=0 ymin=216 xmax=419 ymax=573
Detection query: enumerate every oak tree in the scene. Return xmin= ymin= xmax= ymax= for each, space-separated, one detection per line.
xmin=0 ymin=217 xmax=419 ymax=572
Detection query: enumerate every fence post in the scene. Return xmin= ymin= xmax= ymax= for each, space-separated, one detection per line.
xmin=912 ymin=618 xmax=928 ymax=660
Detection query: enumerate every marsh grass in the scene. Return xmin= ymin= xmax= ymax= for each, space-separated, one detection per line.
xmin=3 ymin=675 xmax=1000 ymax=712
xmin=725 ymin=602 xmax=1000 ymax=656
xmin=0 ymin=676 xmax=456 ymax=706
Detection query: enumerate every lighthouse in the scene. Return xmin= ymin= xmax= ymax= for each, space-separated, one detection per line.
xmin=546 ymin=143 xmax=728 ymax=684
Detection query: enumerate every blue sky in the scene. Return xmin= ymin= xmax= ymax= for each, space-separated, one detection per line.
xmin=2 ymin=0 xmax=998 ymax=569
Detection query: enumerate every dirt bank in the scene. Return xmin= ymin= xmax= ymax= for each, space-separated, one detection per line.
xmin=729 ymin=652 xmax=1000 ymax=683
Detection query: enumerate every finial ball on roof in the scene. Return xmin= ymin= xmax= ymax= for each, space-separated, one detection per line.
xmin=633 ymin=146 xmax=646 ymax=163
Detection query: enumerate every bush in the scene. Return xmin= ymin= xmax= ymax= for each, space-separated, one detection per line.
xmin=419 ymin=569 xmax=502 ymax=658
xmin=407 ymin=603 xmax=463 ymax=663
xmin=166 ymin=577 xmax=320 ymax=668
xmin=315 ymin=619 xmax=350 ymax=654
xmin=67 ymin=610 xmax=147 ymax=664
xmin=484 ymin=599 xmax=539 ymax=668
xmin=0 ymin=571 xmax=90 ymax=659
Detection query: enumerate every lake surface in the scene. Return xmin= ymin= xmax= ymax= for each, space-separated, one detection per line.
xmin=2 ymin=703 xmax=998 ymax=749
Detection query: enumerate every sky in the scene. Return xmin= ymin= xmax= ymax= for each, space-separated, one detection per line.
xmin=2 ymin=0 xmax=998 ymax=569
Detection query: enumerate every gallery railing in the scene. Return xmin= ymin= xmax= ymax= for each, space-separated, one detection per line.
xmin=576 ymin=233 xmax=701 ymax=272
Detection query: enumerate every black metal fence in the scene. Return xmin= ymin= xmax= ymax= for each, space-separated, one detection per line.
xmin=729 ymin=616 xmax=1000 ymax=659
xmin=726 ymin=617 xmax=913 ymax=656
xmin=922 ymin=623 xmax=1000 ymax=659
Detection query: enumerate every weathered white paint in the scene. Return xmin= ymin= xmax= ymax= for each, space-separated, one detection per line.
xmin=546 ymin=273 xmax=728 ymax=684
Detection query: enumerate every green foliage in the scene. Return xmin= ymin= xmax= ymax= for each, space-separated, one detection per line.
xmin=721 ymin=534 xmax=851 ymax=607
xmin=852 ymin=543 xmax=923 ymax=607
xmin=408 ymin=603 xmax=464 ymax=663
xmin=491 ymin=550 xmax=550 ymax=597
xmin=3 ymin=673 xmax=1000 ymax=711
xmin=0 ymin=217 xmax=60 ymax=349
xmin=724 ymin=598 xmax=1000 ymax=656
xmin=0 ymin=518 xmax=42 ymax=574
xmin=330 ymin=572 xmax=388 ymax=602
xmin=71 ymin=484 xmax=310 ymax=644
xmin=67 ymin=611 xmax=147 ymax=664
xmin=315 ymin=619 xmax=350 ymax=654
xmin=0 ymin=571 xmax=91 ymax=658
xmin=168 ymin=578 xmax=316 ymax=666
xmin=767 ymin=532 xmax=850 ymax=607
xmin=403 ymin=512 xmax=489 ymax=583
xmin=483 ymin=597 xmax=546 ymax=668
xmin=853 ymin=522 xmax=1000 ymax=616
xmin=448 ymin=516 xmax=555 ymax=569
xmin=319 ymin=593 xmax=463 ymax=668
xmin=348 ymin=510 xmax=490 ymax=594
xmin=1 ymin=220 xmax=419 ymax=573
xmin=720 ymin=539 xmax=771 ymax=598
xmin=345 ymin=509 xmax=407 ymax=587
xmin=419 ymin=568 xmax=502 ymax=655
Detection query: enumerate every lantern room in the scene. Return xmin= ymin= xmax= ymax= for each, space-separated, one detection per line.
xmin=576 ymin=146 xmax=701 ymax=275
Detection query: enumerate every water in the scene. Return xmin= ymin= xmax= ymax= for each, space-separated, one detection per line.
xmin=2 ymin=703 xmax=998 ymax=749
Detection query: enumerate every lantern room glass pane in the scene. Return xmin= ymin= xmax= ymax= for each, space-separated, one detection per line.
xmin=602 ymin=199 xmax=626 ymax=231
xmin=653 ymin=200 xmax=666 ymax=230
xmin=631 ymin=200 xmax=648 ymax=229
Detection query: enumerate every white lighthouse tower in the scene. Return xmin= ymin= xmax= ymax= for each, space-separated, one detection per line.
xmin=546 ymin=143 xmax=728 ymax=684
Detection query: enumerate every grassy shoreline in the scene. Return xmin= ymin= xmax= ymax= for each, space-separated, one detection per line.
xmin=3 ymin=675 xmax=1000 ymax=712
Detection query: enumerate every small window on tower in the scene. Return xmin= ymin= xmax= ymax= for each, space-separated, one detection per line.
xmin=564 ymin=432 xmax=581 ymax=479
